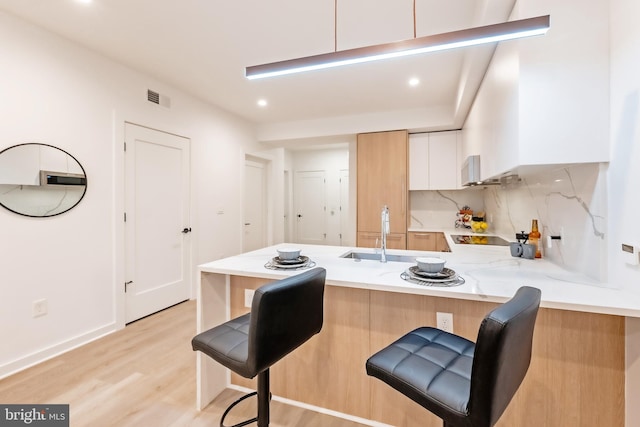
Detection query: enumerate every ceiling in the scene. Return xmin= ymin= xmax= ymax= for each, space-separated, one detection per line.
xmin=0 ymin=0 xmax=517 ymax=145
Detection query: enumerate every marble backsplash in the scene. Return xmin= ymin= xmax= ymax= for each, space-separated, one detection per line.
xmin=409 ymin=163 xmax=607 ymax=281
xmin=409 ymin=190 xmax=485 ymax=230
xmin=484 ymin=163 xmax=608 ymax=281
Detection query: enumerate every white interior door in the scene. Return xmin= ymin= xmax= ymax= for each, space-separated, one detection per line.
xmin=294 ymin=170 xmax=326 ymax=245
xmin=243 ymin=159 xmax=267 ymax=252
xmin=124 ymin=123 xmax=190 ymax=324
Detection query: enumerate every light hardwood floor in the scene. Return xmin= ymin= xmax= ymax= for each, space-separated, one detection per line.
xmin=0 ymin=301 xmax=368 ymax=427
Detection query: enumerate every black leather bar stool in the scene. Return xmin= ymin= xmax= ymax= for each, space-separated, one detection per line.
xmin=366 ymin=286 xmax=541 ymax=427
xmin=192 ymin=267 xmax=326 ymax=427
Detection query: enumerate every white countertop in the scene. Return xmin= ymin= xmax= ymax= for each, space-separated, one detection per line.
xmin=199 ymin=241 xmax=640 ymax=318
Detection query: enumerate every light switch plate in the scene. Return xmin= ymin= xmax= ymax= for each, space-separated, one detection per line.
xmin=33 ymin=299 xmax=48 ymax=317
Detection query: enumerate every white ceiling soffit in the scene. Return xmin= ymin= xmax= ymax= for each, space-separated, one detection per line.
xmin=0 ymin=0 xmax=517 ymax=143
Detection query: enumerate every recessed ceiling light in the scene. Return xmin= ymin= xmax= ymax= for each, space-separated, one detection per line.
xmin=75 ymin=0 xmax=93 ymax=4
xmin=409 ymin=78 xmax=420 ymax=87
xmin=257 ymin=99 xmax=268 ymax=107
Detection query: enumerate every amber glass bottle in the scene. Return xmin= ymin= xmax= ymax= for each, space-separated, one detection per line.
xmin=529 ymin=219 xmax=542 ymax=258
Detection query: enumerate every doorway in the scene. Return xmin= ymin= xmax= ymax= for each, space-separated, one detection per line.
xmin=294 ymin=170 xmax=327 ymax=245
xmin=124 ymin=123 xmax=191 ymax=324
xmin=243 ymin=157 xmax=268 ymax=252
xmin=290 ymin=147 xmax=350 ymax=246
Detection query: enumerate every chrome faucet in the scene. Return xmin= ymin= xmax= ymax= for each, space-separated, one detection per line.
xmin=380 ymin=205 xmax=389 ymax=263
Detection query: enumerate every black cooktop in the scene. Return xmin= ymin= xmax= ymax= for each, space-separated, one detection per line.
xmin=450 ymin=234 xmax=511 ymax=246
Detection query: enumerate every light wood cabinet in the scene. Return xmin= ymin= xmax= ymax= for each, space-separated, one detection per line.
xmin=407 ymin=231 xmax=451 ymax=252
xmin=229 ymin=275 xmax=625 ymax=427
xmin=409 ymin=131 xmax=460 ymax=190
xmin=435 ymin=232 xmax=450 ymax=252
xmin=407 ymin=231 xmax=436 ymax=251
xmin=356 ymin=130 xmax=407 ymax=248
xmin=357 ymin=231 xmax=406 ymax=250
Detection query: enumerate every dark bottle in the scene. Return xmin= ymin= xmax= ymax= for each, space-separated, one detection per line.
xmin=529 ymin=219 xmax=542 ymax=258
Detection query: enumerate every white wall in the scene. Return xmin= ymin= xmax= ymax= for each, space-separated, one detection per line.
xmin=0 ymin=11 xmax=267 ymax=377
xmin=609 ymin=0 xmax=640 ymax=423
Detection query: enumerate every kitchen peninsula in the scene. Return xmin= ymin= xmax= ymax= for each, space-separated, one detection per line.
xmin=196 ymin=240 xmax=636 ymax=427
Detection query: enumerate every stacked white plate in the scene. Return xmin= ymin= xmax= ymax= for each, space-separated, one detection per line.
xmin=265 ymin=248 xmax=316 ymax=270
xmin=270 ymin=255 xmax=312 ymax=269
xmin=401 ymin=265 xmax=465 ymax=287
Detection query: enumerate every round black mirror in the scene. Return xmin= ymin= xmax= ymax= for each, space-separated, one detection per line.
xmin=0 ymin=143 xmax=87 ymax=217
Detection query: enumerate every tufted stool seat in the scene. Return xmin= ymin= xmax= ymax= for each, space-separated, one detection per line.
xmin=192 ymin=267 xmax=326 ymax=427
xmin=366 ymin=286 xmax=541 ymax=427
xmin=367 ymin=328 xmax=475 ymax=416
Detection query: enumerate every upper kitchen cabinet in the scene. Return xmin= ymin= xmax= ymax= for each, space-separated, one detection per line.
xmin=409 ymin=131 xmax=461 ymax=190
xmin=463 ymin=0 xmax=609 ymax=180
xmin=357 ymin=130 xmax=407 ymax=249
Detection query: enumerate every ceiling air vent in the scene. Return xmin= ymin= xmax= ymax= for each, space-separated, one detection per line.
xmin=147 ymin=89 xmax=160 ymax=104
xmin=147 ymin=89 xmax=171 ymax=108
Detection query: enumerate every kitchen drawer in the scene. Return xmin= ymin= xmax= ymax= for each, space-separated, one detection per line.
xmin=407 ymin=231 xmax=450 ymax=252
xmin=357 ymin=232 xmax=406 ymax=249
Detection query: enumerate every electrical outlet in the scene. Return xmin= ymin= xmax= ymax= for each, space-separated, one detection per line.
xmin=244 ymin=289 xmax=255 ymax=308
xmin=436 ymin=312 xmax=453 ymax=333
xmin=33 ymin=299 xmax=48 ymax=318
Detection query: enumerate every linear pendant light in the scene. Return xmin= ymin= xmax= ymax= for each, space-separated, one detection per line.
xmin=245 ymin=15 xmax=550 ymax=80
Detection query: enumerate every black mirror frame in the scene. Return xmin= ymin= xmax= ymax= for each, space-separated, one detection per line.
xmin=0 ymin=143 xmax=88 ymax=218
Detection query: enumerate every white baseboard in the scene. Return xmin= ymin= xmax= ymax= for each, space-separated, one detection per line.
xmin=227 ymin=384 xmax=394 ymax=427
xmin=0 ymin=323 xmax=117 ymax=380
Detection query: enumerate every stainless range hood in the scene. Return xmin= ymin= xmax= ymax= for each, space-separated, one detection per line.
xmin=461 ymin=155 xmax=503 ymax=186
xmin=462 ymin=155 xmax=487 ymax=186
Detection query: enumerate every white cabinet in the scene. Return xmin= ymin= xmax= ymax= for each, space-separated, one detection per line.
xmin=409 ymin=134 xmax=429 ymax=190
xmin=409 ymin=131 xmax=460 ymax=190
xmin=463 ymin=0 xmax=609 ymax=179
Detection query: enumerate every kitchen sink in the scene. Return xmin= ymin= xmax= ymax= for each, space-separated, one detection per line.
xmin=340 ymin=251 xmax=417 ymax=263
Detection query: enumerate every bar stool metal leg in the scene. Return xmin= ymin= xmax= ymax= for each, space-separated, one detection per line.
xmin=219 ymin=392 xmax=257 ymax=427
xmin=257 ymin=370 xmax=269 ymax=427
xmin=219 ymin=370 xmax=272 ymax=427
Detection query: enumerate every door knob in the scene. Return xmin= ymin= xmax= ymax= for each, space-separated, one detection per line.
xmin=182 ymin=227 xmax=192 ymax=234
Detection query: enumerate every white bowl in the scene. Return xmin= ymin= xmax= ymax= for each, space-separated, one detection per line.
xmin=415 ymin=257 xmax=446 ymax=273
xmin=277 ymin=247 xmax=301 ymax=260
